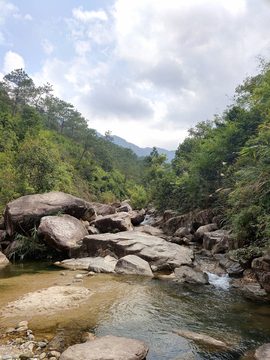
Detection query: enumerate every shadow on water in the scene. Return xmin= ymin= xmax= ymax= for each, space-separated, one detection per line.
xmin=0 ymin=263 xmax=270 ymax=360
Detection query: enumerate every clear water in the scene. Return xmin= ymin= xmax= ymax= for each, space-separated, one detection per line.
xmin=0 ymin=262 xmax=270 ymax=360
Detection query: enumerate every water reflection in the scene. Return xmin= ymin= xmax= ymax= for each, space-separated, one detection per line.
xmin=0 ymin=262 xmax=270 ymax=360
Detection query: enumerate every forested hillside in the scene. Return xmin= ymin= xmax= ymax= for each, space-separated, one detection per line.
xmin=143 ymin=57 xmax=270 ymax=259
xmin=0 ymin=69 xmax=144 ymax=210
xmin=1 ymin=58 xmax=270 ymax=260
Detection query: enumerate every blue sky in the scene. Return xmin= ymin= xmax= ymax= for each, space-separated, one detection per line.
xmin=0 ymin=0 xmax=270 ymax=150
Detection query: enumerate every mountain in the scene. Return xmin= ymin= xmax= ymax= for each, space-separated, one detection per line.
xmin=112 ymin=135 xmax=176 ymax=162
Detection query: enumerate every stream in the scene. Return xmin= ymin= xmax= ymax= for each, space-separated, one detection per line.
xmin=0 ymin=261 xmax=270 ymax=360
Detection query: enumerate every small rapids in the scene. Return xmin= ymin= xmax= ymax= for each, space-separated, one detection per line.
xmin=206 ymin=272 xmax=231 ymax=291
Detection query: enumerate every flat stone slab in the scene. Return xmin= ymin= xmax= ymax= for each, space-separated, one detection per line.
xmin=115 ymin=255 xmax=153 ymax=277
xmin=255 ymin=343 xmax=270 ymax=360
xmin=55 ymin=256 xmax=117 ymax=273
xmin=0 ymin=286 xmax=92 ymax=317
xmin=59 ymin=335 xmax=149 ymax=360
xmin=173 ymin=330 xmax=227 ymax=347
xmin=70 ymin=231 xmax=194 ymax=271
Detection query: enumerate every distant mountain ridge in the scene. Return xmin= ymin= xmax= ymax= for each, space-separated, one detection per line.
xmin=112 ymin=135 xmax=176 ymax=162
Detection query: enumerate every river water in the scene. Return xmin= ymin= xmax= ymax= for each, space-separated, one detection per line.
xmin=0 ymin=261 xmax=270 ymax=360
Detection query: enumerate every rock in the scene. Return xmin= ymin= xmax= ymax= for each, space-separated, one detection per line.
xmin=255 ymin=343 xmax=270 ymax=359
xmin=118 ymin=203 xmax=132 ymax=212
xmin=86 ymin=226 xmax=100 ymax=235
xmin=131 ymin=210 xmax=145 ymax=226
xmin=0 ymin=251 xmax=9 ymax=267
xmin=0 ymin=286 xmax=92 ymax=317
xmin=135 ymin=225 xmax=164 ymax=237
xmin=195 ymin=223 xmax=218 ymax=241
xmin=163 ymin=210 xmax=176 ymax=222
xmin=173 ymin=330 xmax=227 ymax=347
xmin=3 ymin=191 xmax=94 ymax=237
xmin=92 ymin=213 xmax=133 ymax=233
xmin=252 ymin=254 xmax=270 ymax=293
xmin=219 ymin=257 xmax=244 ymax=277
xmin=115 ymin=255 xmax=154 ymax=277
xmin=0 ymin=230 xmax=7 ymax=242
xmin=59 ymin=335 xmax=148 ymax=360
xmin=49 ymin=351 xmax=61 ymax=358
xmin=90 ymin=203 xmax=116 ymax=216
xmin=230 ymin=269 xmax=267 ymax=297
xmin=161 ymin=213 xmax=193 ymax=235
xmin=36 ymin=342 xmax=47 ymax=348
xmin=37 ymin=215 xmax=88 ymax=252
xmin=87 ymin=256 xmax=117 ymax=273
xmin=174 ymin=266 xmax=209 ymax=285
xmin=203 ymin=230 xmax=230 ymax=253
xmin=70 ymin=231 xmax=194 ymax=271
xmin=111 ymin=202 xmax=121 ymax=209
xmin=174 ymin=227 xmax=190 ymax=238
xmin=17 ymin=321 xmax=28 ymax=328
xmin=192 ymin=209 xmax=216 ymax=229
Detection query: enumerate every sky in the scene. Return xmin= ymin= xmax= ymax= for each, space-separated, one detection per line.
xmin=0 ymin=0 xmax=270 ymax=150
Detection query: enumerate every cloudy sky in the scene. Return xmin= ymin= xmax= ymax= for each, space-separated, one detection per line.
xmin=0 ymin=0 xmax=270 ymax=150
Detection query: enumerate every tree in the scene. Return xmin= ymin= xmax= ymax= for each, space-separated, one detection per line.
xmin=0 ymin=69 xmax=35 ymax=116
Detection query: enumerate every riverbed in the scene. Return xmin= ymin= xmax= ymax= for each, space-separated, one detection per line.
xmin=0 ymin=261 xmax=270 ymax=360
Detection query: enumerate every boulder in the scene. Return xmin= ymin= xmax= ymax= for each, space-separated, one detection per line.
xmin=135 ymin=225 xmax=164 ymax=237
xmin=92 ymin=213 xmax=133 ymax=233
xmin=59 ymin=335 xmax=149 ymax=360
xmin=195 ymin=223 xmax=218 ymax=241
xmin=163 ymin=210 xmax=176 ymax=222
xmin=90 ymin=203 xmax=116 ymax=216
xmin=37 ymin=215 xmax=88 ymax=252
xmin=161 ymin=213 xmax=193 ymax=235
xmin=0 ymin=251 xmax=9 ymax=267
xmin=172 ymin=330 xmax=227 ymax=347
xmin=230 ymin=269 xmax=267 ymax=297
xmin=203 ymin=230 xmax=230 ymax=253
xmin=87 ymin=226 xmax=100 ymax=235
xmin=115 ymin=255 xmax=153 ymax=277
xmin=0 ymin=286 xmax=92 ymax=317
xmin=170 ymin=352 xmax=196 ymax=360
xmin=70 ymin=231 xmax=194 ymax=271
xmin=111 ymin=202 xmax=121 ymax=209
xmin=4 ymin=191 xmax=94 ymax=236
xmin=255 ymin=343 xmax=270 ymax=360
xmin=174 ymin=266 xmax=209 ymax=285
xmin=174 ymin=227 xmax=190 ymax=238
xmin=118 ymin=203 xmax=133 ymax=212
xmin=88 ymin=255 xmax=117 ymax=273
xmin=219 ymin=257 xmax=244 ymax=277
xmin=0 ymin=230 xmax=7 ymax=242
xmin=131 ymin=210 xmax=145 ymax=226
xmin=3 ymin=239 xmax=22 ymax=257
xmin=252 ymin=254 xmax=270 ymax=293
xmin=192 ymin=209 xmax=216 ymax=230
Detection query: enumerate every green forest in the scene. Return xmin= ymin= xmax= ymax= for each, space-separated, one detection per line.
xmin=1 ymin=57 xmax=270 ymax=260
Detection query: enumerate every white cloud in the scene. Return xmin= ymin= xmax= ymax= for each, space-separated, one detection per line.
xmin=0 ymin=72 xmax=4 ymax=81
xmin=41 ymin=39 xmax=56 ymax=56
xmin=0 ymin=1 xmax=18 ymax=24
xmin=24 ymin=14 xmax=32 ymax=20
xmin=72 ymin=6 xmax=108 ymax=22
xmin=3 ymin=51 xmax=25 ymax=73
xmin=74 ymin=40 xmax=91 ymax=56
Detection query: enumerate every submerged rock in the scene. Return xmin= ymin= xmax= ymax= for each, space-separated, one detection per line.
xmin=59 ymin=335 xmax=149 ymax=360
xmin=173 ymin=330 xmax=227 ymax=347
xmin=0 ymin=286 xmax=92 ymax=317
xmin=55 ymin=256 xmax=117 ymax=273
xmin=174 ymin=266 xmax=209 ymax=285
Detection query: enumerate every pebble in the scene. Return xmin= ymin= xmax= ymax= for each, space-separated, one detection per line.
xmin=2 ymin=355 xmax=13 ymax=360
xmin=36 ymin=342 xmax=46 ymax=349
xmin=17 ymin=322 xmax=28 ymax=329
xmin=60 ymin=272 xmax=65 ymax=276
xmin=74 ymin=274 xmax=84 ymax=279
xmin=39 ymin=353 xmax=47 ymax=360
xmin=5 ymin=328 xmax=15 ymax=334
xmin=49 ymin=351 xmax=61 ymax=358
xmin=16 ymin=327 xmax=28 ymax=333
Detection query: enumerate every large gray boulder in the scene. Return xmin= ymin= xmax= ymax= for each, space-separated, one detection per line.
xmin=59 ymin=335 xmax=149 ymax=360
xmin=70 ymin=231 xmax=194 ymax=271
xmin=252 ymin=253 xmax=270 ymax=293
xmin=203 ymin=230 xmax=231 ymax=253
xmin=174 ymin=266 xmax=209 ymax=285
xmin=4 ymin=191 xmax=94 ymax=236
xmin=255 ymin=343 xmax=270 ymax=360
xmin=131 ymin=210 xmax=145 ymax=226
xmin=194 ymin=223 xmax=218 ymax=241
xmin=90 ymin=202 xmax=116 ymax=216
xmin=0 ymin=251 xmax=9 ymax=268
xmin=92 ymin=213 xmax=133 ymax=233
xmin=115 ymin=255 xmax=153 ymax=277
xmin=37 ymin=215 xmax=88 ymax=252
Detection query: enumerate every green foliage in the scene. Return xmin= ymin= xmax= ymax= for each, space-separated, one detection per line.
xmin=130 ymin=186 xmax=149 ymax=210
